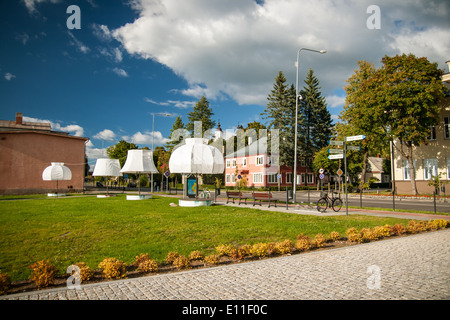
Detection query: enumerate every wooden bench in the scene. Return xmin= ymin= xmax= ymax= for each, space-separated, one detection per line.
xmin=226 ymin=191 xmax=248 ymax=205
xmin=252 ymin=192 xmax=277 ymax=207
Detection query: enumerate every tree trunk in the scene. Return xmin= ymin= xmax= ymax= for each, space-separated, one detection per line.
xmin=360 ymin=151 xmax=369 ymax=191
xmin=407 ymin=146 xmax=418 ymax=195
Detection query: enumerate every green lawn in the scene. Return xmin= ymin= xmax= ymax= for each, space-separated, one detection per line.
xmin=0 ymin=195 xmax=411 ymax=281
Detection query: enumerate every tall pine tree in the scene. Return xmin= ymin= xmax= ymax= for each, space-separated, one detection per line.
xmin=261 ymin=71 xmax=301 ymax=188
xmin=165 ymin=115 xmax=188 ymax=152
xmin=299 ymin=69 xmax=332 ymax=173
xmin=186 ymin=96 xmax=216 ymax=138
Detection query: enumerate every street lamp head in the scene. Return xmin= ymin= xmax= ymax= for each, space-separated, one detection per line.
xmin=319 ymin=50 xmax=327 ymax=54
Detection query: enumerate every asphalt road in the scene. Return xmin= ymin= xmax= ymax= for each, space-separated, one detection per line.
xmin=217 ymin=190 xmax=450 ymax=214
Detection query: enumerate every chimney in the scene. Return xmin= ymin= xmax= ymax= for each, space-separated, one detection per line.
xmin=15 ymin=112 xmax=23 ymax=125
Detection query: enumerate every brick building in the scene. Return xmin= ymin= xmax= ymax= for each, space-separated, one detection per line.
xmin=0 ymin=113 xmax=89 ymax=195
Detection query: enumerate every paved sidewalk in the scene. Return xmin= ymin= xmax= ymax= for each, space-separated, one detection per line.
xmin=2 ymin=229 xmax=449 ymax=300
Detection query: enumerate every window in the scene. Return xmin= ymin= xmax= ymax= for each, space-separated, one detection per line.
xmin=232 ymin=159 xmax=236 ymax=168
xmin=226 ymin=174 xmax=231 ymax=183
xmin=286 ymin=173 xmax=292 ymax=184
xmin=445 ymin=117 xmax=450 ymax=139
xmin=226 ymin=160 xmax=231 ymax=168
xmin=268 ymin=173 xmax=279 ymax=184
xmin=403 ymin=160 xmax=416 ymax=180
xmin=424 ymin=159 xmax=438 ymax=180
xmin=429 ymin=126 xmax=436 ymax=141
xmin=307 ymin=174 xmax=314 ymax=184
xmin=231 ymin=173 xmax=236 ymax=183
xmin=256 ymin=156 xmax=264 ymax=166
xmin=447 ymin=158 xmax=450 ymax=179
xmin=253 ymin=173 xmax=263 ymax=183
xmin=242 ymin=157 xmax=247 ymax=167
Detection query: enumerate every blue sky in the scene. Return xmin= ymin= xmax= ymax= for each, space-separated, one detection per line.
xmin=1 ymin=0 xmax=449 ymax=167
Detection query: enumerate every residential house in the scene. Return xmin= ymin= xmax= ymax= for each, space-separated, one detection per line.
xmin=224 ymin=136 xmax=315 ymax=188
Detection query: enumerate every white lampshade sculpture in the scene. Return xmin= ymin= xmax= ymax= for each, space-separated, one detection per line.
xmin=92 ymin=158 xmax=122 ymax=197
xmin=42 ymin=162 xmax=72 ymax=197
xmin=120 ymin=149 xmax=158 ymax=200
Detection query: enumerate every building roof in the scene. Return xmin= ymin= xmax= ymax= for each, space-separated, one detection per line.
xmin=225 ymin=136 xmax=268 ymax=158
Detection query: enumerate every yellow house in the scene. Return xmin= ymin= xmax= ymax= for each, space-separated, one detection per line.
xmin=392 ymin=60 xmax=450 ymax=194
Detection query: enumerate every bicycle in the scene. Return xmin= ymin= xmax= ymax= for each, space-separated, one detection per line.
xmin=316 ymin=191 xmax=343 ymax=212
xmin=199 ymin=188 xmax=211 ymax=200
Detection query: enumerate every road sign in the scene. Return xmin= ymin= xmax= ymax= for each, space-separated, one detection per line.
xmin=319 ymin=173 xmax=325 ymax=180
xmin=329 ymin=140 xmax=344 ymax=146
xmin=329 ymin=149 xmax=344 ymax=154
xmin=164 ymin=171 xmax=170 ymax=178
xmin=345 ymin=135 xmax=366 ymax=142
xmin=328 ymin=154 xmax=344 ymax=160
xmin=237 ymin=174 xmax=242 ymax=180
xmin=277 ymin=173 xmax=282 ymax=179
xmin=319 ymin=168 xmax=324 ymax=174
xmin=337 ymin=168 xmax=343 ymax=176
xmin=347 ymin=145 xmax=361 ymax=151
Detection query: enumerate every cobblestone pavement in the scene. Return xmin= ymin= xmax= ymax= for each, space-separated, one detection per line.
xmin=2 ymin=229 xmax=449 ymax=300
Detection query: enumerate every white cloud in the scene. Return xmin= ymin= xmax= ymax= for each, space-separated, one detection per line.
xmin=68 ymin=31 xmax=90 ymax=54
xmin=112 ymin=67 xmax=128 ymax=77
xmin=145 ymin=97 xmax=195 ymax=109
xmin=93 ymin=129 xmax=116 ymax=141
xmin=326 ymin=94 xmax=346 ymax=108
xmin=4 ymin=73 xmax=16 ymax=81
xmin=123 ymin=131 xmax=169 ymax=146
xmin=22 ymin=116 xmax=84 ymax=137
xmin=112 ymin=0 xmax=450 ymax=106
xmin=22 ymin=0 xmax=60 ymax=14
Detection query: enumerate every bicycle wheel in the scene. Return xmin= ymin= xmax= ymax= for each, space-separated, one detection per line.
xmin=332 ymin=198 xmax=343 ymax=212
xmin=317 ymin=198 xmax=328 ymax=212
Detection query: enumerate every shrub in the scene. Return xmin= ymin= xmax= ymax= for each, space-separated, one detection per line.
xmin=407 ymin=220 xmax=428 ymax=234
xmin=329 ymin=231 xmax=341 ymax=241
xmin=204 ymin=254 xmax=220 ymax=265
xmin=188 ymin=251 xmax=205 ymax=261
xmin=215 ymin=244 xmax=235 ymax=257
xmin=274 ymin=240 xmax=294 ymax=255
xmin=295 ymin=237 xmax=311 ymax=251
xmin=360 ymin=228 xmax=378 ymax=242
xmin=172 ymin=255 xmax=190 ymax=270
xmin=134 ymin=254 xmax=158 ymax=273
xmin=311 ymin=234 xmax=326 ymax=248
xmin=391 ymin=224 xmax=406 ymax=235
xmin=0 ymin=271 xmax=11 ymax=295
xmin=98 ymin=258 xmax=127 ymax=280
xmin=346 ymin=227 xmax=359 ymax=236
xmin=250 ymin=243 xmax=269 ymax=257
xmin=165 ymin=251 xmax=180 ymax=264
xmin=237 ymin=244 xmax=252 ymax=259
xmin=347 ymin=233 xmax=363 ymax=243
xmin=29 ymin=260 xmax=57 ymax=288
xmin=373 ymin=225 xmax=391 ymax=238
xmin=430 ymin=219 xmax=448 ymax=229
xmin=75 ymin=262 xmax=94 ymax=282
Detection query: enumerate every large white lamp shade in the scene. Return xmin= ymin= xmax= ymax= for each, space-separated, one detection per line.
xmin=92 ymin=158 xmax=122 ymax=177
xmin=42 ymin=162 xmax=72 ymax=196
xmin=120 ymin=149 xmax=158 ymax=196
xmin=169 ymin=138 xmax=224 ymax=174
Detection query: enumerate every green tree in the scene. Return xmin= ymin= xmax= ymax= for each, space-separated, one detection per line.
xmin=339 ymin=60 xmax=388 ymax=189
xmin=260 ymin=71 xmax=299 ymax=188
xmin=370 ymin=54 xmax=446 ymax=195
xmin=106 ymin=140 xmax=138 ymax=167
xmin=186 ymin=96 xmax=216 ymax=137
xmin=165 ymin=115 xmax=188 ymax=152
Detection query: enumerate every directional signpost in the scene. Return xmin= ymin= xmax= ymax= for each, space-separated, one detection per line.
xmin=328 ymin=135 xmax=366 ymax=216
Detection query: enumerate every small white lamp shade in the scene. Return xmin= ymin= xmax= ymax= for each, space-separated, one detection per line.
xmin=120 ymin=149 xmax=158 ymax=174
xmin=42 ymin=162 xmax=72 ymax=181
xmin=92 ymin=159 xmax=122 ymax=177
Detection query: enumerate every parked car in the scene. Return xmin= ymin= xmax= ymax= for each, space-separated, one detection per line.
xmin=127 ymin=182 xmax=137 ymax=188
xmin=96 ymin=182 xmax=104 ymax=187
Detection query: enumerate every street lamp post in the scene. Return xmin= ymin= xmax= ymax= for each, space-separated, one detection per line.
xmin=151 ymin=112 xmax=172 ymax=193
xmin=293 ymin=48 xmax=326 ymax=204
